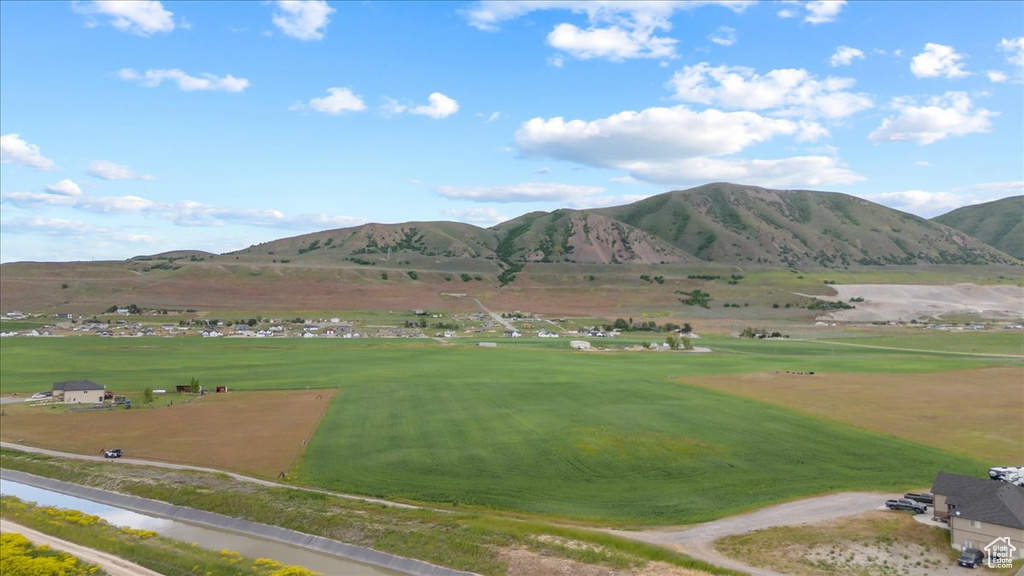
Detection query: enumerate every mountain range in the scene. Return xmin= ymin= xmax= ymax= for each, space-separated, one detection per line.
xmin=220 ymin=183 xmax=1019 ymax=277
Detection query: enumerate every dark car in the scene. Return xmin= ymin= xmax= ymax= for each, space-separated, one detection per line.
xmin=957 ymin=548 xmax=984 ymax=568
xmin=885 ymin=498 xmax=927 ymax=513
xmin=903 ymin=492 xmax=934 ymax=505
xmin=103 ymin=448 xmax=123 ymax=458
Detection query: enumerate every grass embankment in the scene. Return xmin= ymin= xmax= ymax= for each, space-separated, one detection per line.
xmin=0 ymin=531 xmax=102 ymax=576
xmin=0 ymin=449 xmax=741 ymax=576
xmin=0 ymin=495 xmax=321 ymax=576
xmin=715 ymin=511 xmax=1021 ymax=575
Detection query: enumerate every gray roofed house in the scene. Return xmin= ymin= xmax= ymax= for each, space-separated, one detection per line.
xmin=52 ymin=379 xmax=106 ymax=404
xmin=931 ymin=472 xmax=1024 ymax=559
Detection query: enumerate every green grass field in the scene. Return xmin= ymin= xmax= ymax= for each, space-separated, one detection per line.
xmin=2 ymin=335 xmax=1009 ymax=526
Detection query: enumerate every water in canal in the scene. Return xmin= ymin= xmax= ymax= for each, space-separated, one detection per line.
xmin=0 ymin=479 xmax=397 ymax=575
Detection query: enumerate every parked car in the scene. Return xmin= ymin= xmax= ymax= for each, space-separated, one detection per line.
xmin=103 ymin=448 xmax=123 ymax=458
xmin=957 ymin=548 xmax=984 ymax=568
xmin=885 ymin=498 xmax=927 ymax=513
xmin=903 ymin=492 xmax=934 ymax=505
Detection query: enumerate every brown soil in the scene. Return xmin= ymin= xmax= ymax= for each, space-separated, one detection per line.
xmin=683 ymin=366 xmax=1024 ymax=462
xmin=0 ymin=389 xmax=333 ymax=479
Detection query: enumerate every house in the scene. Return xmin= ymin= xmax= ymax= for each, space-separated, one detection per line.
xmin=931 ymin=472 xmax=1024 ymax=558
xmin=504 ymin=330 xmax=521 ymax=338
xmin=52 ymin=380 xmax=106 ymax=404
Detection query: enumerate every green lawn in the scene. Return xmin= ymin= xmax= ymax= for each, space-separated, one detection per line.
xmin=0 ymin=336 xmax=1004 ymax=526
xmin=825 ymin=330 xmax=1024 ymax=356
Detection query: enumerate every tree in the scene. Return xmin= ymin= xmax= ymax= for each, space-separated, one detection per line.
xmin=682 ymin=322 xmax=692 ymax=333
xmin=681 ymin=336 xmax=694 ymax=350
xmin=143 ymin=386 xmax=154 ymax=404
xmin=189 ymin=377 xmax=200 ymax=394
xmin=613 ymin=318 xmax=630 ymax=331
xmin=666 ymin=335 xmax=680 ymax=350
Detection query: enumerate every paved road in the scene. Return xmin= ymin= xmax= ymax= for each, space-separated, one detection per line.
xmin=472 ymin=298 xmax=515 ymax=331
xmin=608 ymin=492 xmax=891 ymax=576
xmin=1 ymin=518 xmax=165 ymax=576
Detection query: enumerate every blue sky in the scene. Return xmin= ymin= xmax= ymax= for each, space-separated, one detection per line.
xmin=1 ymin=1 xmax=1022 ymax=263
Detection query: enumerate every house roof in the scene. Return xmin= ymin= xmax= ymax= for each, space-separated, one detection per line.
xmin=933 ymin=472 xmax=1024 ymax=529
xmin=52 ymin=379 xmax=105 ymax=391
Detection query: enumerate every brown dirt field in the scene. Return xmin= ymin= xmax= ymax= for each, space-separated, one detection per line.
xmin=0 ymin=389 xmax=334 ymax=479
xmin=683 ymin=366 xmax=1024 ymax=462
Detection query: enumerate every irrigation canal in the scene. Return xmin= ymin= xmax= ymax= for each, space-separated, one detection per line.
xmin=0 ymin=471 xmax=473 ymax=576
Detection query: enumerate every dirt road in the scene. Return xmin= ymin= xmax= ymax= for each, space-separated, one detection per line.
xmin=1 ymin=518 xmax=165 ymax=576
xmin=0 ymin=441 xmax=419 ymax=509
xmin=608 ymin=492 xmax=890 ymax=576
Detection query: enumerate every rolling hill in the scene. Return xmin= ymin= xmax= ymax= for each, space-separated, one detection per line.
xmin=220 ymin=183 xmax=1017 ymax=269
xmin=933 ymin=196 xmax=1024 ymax=260
xmin=2 ymin=183 xmax=1020 ymax=313
xmin=593 ymin=183 xmax=1018 ymax=267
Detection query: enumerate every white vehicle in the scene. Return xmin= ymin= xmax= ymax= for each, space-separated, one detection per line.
xmin=989 ymin=466 xmax=1024 ymax=486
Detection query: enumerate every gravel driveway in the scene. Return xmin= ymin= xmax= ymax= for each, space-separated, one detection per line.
xmin=608 ymin=492 xmax=891 ymax=576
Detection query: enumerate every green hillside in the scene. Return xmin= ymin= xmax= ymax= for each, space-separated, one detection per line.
xmin=594 ymin=183 xmax=1018 ymax=267
xmin=933 ymin=196 xmax=1024 ymax=260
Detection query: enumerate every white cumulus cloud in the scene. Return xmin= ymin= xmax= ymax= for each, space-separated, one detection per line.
xmin=45 ymin=179 xmax=83 ymax=197
xmin=709 ymin=26 xmax=736 ymax=47
xmin=88 ymin=160 xmax=154 ymax=181
xmin=119 ymin=68 xmax=250 ymax=92
xmin=513 ymin=105 xmax=860 ymax=187
xmin=72 ymin=0 xmax=175 ymax=36
xmin=998 ymin=37 xmax=1024 ymax=67
xmin=987 ymin=70 xmax=1008 ymax=83
xmin=546 ymin=22 xmax=676 ymax=61
xmin=868 ymin=190 xmax=972 ymax=217
xmin=969 ymin=181 xmax=1024 ymax=192
xmin=410 ymin=93 xmax=460 ymax=119
xmin=668 ymin=62 xmax=873 ymax=119
xmin=296 ymin=87 xmax=367 ymax=115
xmin=436 ymin=182 xmax=604 ymax=203
xmin=910 ymin=43 xmax=969 ymax=79
xmin=1 ymin=190 xmax=364 ymax=230
xmin=463 ymin=1 xmax=752 ymax=61
xmin=272 ymin=0 xmax=335 ymax=41
xmin=830 ymin=45 xmax=864 ymax=67
xmin=868 ymin=92 xmax=995 ymax=145
xmin=443 ymin=207 xmax=511 ymax=227
xmin=804 ymin=0 xmax=845 ymax=24
xmin=0 ymin=134 xmax=57 ymax=171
